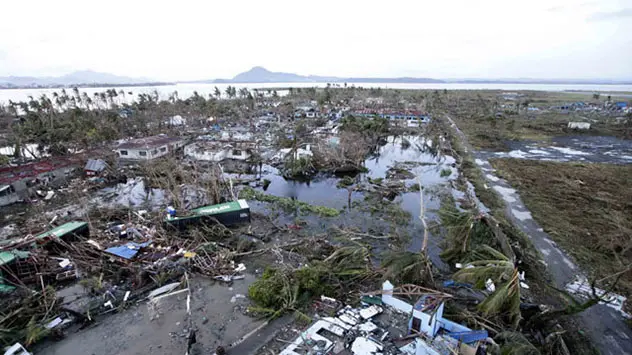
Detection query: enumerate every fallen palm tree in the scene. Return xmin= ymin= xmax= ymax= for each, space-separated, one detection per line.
xmin=248 ymin=243 xmax=376 ymax=319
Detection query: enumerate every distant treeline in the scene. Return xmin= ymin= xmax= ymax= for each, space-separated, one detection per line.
xmin=0 ymin=82 xmax=174 ymax=90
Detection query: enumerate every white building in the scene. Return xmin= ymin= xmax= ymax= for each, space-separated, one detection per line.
xmin=185 ymin=140 xmax=257 ymax=162
xmin=166 ymin=115 xmax=187 ymax=126
xmin=115 ymin=135 xmax=185 ymax=161
xmin=0 ymin=184 xmax=20 ymax=207
xmin=568 ymin=122 xmax=591 ymax=130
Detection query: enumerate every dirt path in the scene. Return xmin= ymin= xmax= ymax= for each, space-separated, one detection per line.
xmin=446 ymin=115 xmax=632 ymax=355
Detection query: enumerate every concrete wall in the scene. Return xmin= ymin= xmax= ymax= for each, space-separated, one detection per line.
xmin=0 ymin=185 xmax=19 ymax=207
xmin=117 ymin=145 xmax=169 ymax=161
xmin=185 ymin=144 xmax=251 ymax=162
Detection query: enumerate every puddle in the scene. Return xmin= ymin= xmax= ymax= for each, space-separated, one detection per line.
xmin=481 ymin=136 xmax=632 ymax=164
xmin=511 ymin=209 xmax=532 ymax=221
xmin=493 ymin=185 xmax=517 ymax=203
xmin=550 ymin=146 xmax=591 ymax=156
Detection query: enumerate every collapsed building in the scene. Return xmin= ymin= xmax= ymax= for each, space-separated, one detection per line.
xmin=279 ymin=281 xmax=489 ymax=355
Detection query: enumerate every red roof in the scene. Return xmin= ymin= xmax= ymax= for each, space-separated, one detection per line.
xmin=0 ymin=157 xmax=80 ymax=185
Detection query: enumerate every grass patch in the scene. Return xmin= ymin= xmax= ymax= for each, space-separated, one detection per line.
xmin=239 ymin=187 xmax=340 ymax=217
xmin=489 ymin=158 xmax=632 ymax=296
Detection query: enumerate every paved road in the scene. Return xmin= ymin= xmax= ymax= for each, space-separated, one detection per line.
xmin=445 ymin=115 xmax=632 ymax=355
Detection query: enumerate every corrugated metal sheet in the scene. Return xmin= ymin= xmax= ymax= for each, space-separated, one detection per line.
xmin=84 ymin=159 xmax=106 ymax=172
xmin=105 ymin=241 xmax=152 ymax=260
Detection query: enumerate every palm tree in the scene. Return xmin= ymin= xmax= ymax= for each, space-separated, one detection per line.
xmin=454 ymin=246 xmax=522 ymax=329
xmin=225 ymin=86 xmax=234 ymax=99
xmin=214 ymin=86 xmax=221 ymax=99
xmin=238 ymin=87 xmax=249 ymax=99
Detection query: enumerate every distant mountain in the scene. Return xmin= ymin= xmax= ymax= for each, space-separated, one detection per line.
xmin=0 ymin=70 xmax=157 ymax=88
xmin=204 ymin=66 xmax=444 ymax=84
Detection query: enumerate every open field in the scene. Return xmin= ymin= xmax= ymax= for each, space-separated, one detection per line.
xmin=446 ymin=90 xmax=631 ymax=151
xmin=489 ymin=158 xmax=632 ymax=297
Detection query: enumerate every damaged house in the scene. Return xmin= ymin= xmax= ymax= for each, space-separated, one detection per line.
xmin=278 ymin=281 xmax=488 ymax=355
xmin=0 ymin=158 xmax=79 ymax=207
xmin=0 ymin=222 xmax=90 ymax=291
xmin=115 ymin=135 xmax=186 ymax=162
xmin=185 ymin=138 xmax=259 ymax=172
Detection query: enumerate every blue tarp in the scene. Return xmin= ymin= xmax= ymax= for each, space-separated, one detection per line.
xmin=105 ymin=241 xmax=151 ymax=260
xmin=447 ymin=330 xmax=489 ymax=343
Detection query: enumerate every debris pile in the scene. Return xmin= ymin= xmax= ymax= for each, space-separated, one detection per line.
xmin=277 ymin=281 xmax=490 ymax=355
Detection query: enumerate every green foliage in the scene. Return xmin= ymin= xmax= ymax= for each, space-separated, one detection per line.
xmin=495 ymin=331 xmax=541 ymax=355
xmin=79 ymin=274 xmax=104 ymax=292
xmin=0 ymin=286 xmax=57 ymax=347
xmin=440 ymin=168 xmax=452 ymax=177
xmin=282 ymin=156 xmax=316 ymax=178
xmin=262 ymin=179 xmax=271 ymax=189
xmin=336 ymin=175 xmax=355 ymax=188
xmin=248 ymin=245 xmax=373 ymax=318
xmin=381 ymin=251 xmax=433 ymax=285
xmin=25 ymin=317 xmax=50 ymax=346
xmin=340 ymin=115 xmax=389 ymax=136
xmin=0 ymin=155 xmax=9 ymax=166
xmin=455 ymin=261 xmax=522 ymax=329
xmin=438 ymin=203 xmax=500 ymax=264
xmin=356 ymin=192 xmax=412 ymax=225
xmin=239 ymin=187 xmax=340 ymax=217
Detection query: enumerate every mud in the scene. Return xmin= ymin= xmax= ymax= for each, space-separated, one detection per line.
xmin=37 ymin=274 xmax=263 ymax=355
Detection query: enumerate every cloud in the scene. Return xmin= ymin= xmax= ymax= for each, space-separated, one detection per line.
xmin=588 ymin=8 xmax=632 ymax=21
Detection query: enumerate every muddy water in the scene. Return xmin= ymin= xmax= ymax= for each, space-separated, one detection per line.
xmin=479 ymin=135 xmax=632 ymax=164
xmin=87 ymin=136 xmax=457 ymax=265
xmin=249 ymin=136 xmax=457 ymax=268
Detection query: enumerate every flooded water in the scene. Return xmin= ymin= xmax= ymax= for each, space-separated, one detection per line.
xmin=2 ymin=82 xmax=632 ymax=105
xmin=244 ymin=136 xmax=456 ymax=268
xmin=55 ymin=135 xmax=456 ymax=266
xmin=479 ymin=136 xmax=632 ymax=164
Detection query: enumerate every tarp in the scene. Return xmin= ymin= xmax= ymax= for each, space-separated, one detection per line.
xmin=105 ymin=241 xmax=151 ymax=260
xmin=446 ymin=330 xmax=489 ymax=343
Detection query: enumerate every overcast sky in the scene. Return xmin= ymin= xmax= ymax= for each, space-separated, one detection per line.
xmin=1 ymin=0 xmax=631 ymax=81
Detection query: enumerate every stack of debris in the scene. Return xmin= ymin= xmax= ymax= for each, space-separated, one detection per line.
xmin=279 ymin=281 xmax=490 ymax=355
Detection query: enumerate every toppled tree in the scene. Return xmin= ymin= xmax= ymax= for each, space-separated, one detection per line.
xmin=248 ymin=244 xmax=375 ymax=319
xmin=454 ymin=249 xmax=522 ymax=329
xmin=239 ymin=186 xmax=340 ymax=217
xmin=381 ymin=177 xmax=434 ymax=286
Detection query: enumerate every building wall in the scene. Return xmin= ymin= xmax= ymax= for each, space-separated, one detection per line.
xmin=185 ymin=143 xmax=250 ymax=162
xmin=117 ymin=145 xmax=170 ymax=160
xmin=0 ymin=185 xmax=19 ymax=207
xmin=0 ymin=164 xmax=76 ymax=206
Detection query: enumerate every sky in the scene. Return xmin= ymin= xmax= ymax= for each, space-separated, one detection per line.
xmin=0 ymin=0 xmax=631 ymax=81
